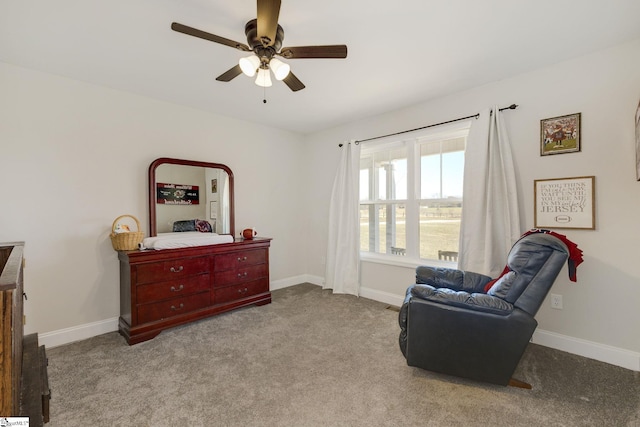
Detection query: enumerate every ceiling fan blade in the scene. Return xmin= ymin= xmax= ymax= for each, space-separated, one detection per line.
xmin=216 ymin=65 xmax=243 ymax=82
xmin=171 ymin=22 xmax=251 ymax=52
xmin=256 ymin=0 xmax=281 ymax=46
xmin=279 ymin=45 xmax=348 ymax=59
xmin=283 ymin=72 xmax=305 ymax=92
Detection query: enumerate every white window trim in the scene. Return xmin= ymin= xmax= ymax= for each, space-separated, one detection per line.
xmin=360 ymin=251 xmax=458 ymax=269
xmin=359 ymin=120 xmax=471 ymax=265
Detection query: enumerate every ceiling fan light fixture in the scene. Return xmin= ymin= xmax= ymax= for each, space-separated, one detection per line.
xmin=239 ymin=54 xmax=260 ymax=77
xmin=269 ymin=58 xmax=291 ymax=80
xmin=171 ymin=0 xmax=347 ymax=93
xmin=255 ymin=68 xmax=272 ymax=87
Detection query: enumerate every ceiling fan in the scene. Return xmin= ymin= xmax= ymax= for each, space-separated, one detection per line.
xmin=171 ymin=0 xmax=348 ymax=92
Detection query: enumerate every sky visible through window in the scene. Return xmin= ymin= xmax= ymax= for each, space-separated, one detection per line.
xmin=360 ymin=151 xmax=464 ymax=200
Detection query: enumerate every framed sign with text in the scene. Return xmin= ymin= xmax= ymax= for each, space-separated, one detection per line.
xmin=534 ymin=176 xmax=595 ymax=229
xmin=156 ymin=183 xmax=199 ymax=205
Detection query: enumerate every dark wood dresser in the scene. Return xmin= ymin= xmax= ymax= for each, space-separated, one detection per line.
xmin=118 ymin=237 xmax=271 ymax=344
xmin=1 ymin=242 xmax=50 ymax=424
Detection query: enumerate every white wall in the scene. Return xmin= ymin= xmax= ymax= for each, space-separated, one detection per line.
xmin=0 ymin=61 xmax=308 ymax=337
xmin=304 ymin=38 xmax=640 ymax=367
xmin=2 ymin=37 xmax=639 ymax=370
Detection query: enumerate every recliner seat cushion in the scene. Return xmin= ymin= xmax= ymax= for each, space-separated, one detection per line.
xmin=416 ymin=266 xmax=492 ymax=294
xmin=410 ymin=284 xmax=514 ymax=315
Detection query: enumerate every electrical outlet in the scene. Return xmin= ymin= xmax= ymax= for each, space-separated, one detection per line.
xmin=550 ymin=293 xmax=563 ymax=310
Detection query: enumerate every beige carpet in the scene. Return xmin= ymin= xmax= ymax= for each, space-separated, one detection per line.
xmin=46 ymin=283 xmax=640 ymax=426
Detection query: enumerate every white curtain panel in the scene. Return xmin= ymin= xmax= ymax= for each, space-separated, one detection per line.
xmin=458 ymin=107 xmax=522 ymax=278
xmin=325 ymin=141 xmax=361 ymax=296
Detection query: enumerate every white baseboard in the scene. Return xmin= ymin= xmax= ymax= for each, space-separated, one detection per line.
xmin=41 ymin=277 xmax=321 ymax=348
xmin=273 ymin=277 xmax=405 ymax=310
xmin=270 ymin=274 xmax=323 ymax=290
xmin=359 ymin=286 xmax=405 ymax=307
xmin=37 ymin=278 xmax=640 ymax=372
xmin=359 ymin=285 xmax=640 ymax=372
xmin=39 ymin=317 xmax=119 ymax=349
xmin=531 ymin=329 xmax=640 ymax=371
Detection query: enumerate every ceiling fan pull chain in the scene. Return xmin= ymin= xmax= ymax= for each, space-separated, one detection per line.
xmin=263 ymin=85 xmax=267 ymax=104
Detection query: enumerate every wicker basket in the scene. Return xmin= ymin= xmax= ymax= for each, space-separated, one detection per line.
xmin=110 ymin=214 xmax=144 ymax=251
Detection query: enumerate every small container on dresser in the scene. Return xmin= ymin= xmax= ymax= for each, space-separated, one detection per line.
xmin=118 ymin=237 xmax=271 ymax=345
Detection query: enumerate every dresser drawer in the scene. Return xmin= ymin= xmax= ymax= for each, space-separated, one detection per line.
xmin=136 ymin=257 xmax=209 ymax=284
xmin=119 ymin=238 xmax=272 ymax=345
xmin=214 ymin=279 xmax=269 ymax=304
xmin=136 ymin=273 xmax=210 ymax=304
xmin=214 ymin=249 xmax=267 ymax=271
xmin=137 ymin=292 xmax=210 ymax=324
xmin=213 ymin=264 xmax=267 ymax=288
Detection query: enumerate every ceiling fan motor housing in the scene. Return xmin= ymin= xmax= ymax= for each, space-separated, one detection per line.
xmin=245 ymin=19 xmax=284 ymax=55
xmin=170 ymin=0 xmax=346 ymax=92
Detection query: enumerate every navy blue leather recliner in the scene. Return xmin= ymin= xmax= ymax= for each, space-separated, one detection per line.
xmin=398 ymin=232 xmax=572 ymax=387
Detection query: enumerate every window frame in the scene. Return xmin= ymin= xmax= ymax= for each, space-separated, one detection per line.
xmin=358 ymin=122 xmax=471 ymax=267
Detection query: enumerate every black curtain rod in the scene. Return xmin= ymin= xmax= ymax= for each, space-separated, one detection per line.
xmin=339 ymin=104 xmax=518 ymax=146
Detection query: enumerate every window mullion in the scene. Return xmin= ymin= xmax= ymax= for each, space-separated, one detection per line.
xmin=359 ymin=125 xmax=468 ymax=261
xmin=405 ymin=139 xmax=419 ymax=257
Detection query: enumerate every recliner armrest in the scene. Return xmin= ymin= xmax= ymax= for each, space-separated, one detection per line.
xmin=416 ymin=266 xmax=492 ymax=294
xmin=410 ymin=284 xmax=514 ymax=315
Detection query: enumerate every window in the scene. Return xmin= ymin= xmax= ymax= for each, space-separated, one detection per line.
xmin=359 ymin=124 xmax=469 ymax=261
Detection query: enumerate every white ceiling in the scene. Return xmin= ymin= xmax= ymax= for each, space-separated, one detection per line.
xmin=2 ymin=1 xmax=640 ymax=134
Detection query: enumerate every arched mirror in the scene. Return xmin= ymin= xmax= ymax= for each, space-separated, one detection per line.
xmin=149 ymin=158 xmax=234 ymax=237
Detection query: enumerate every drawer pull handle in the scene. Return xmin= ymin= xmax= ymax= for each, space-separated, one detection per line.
xmin=170 ymin=285 xmax=184 ymax=292
xmin=170 ymin=303 xmax=185 ymax=311
xmin=170 ymin=266 xmax=184 ymax=273
xmin=237 ymin=256 xmax=248 ymax=262
xmin=237 ymin=287 xmax=249 ymax=294
xmin=237 ymin=272 xmax=248 ymax=278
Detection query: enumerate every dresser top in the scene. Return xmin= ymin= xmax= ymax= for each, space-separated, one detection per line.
xmin=0 ymin=242 xmax=24 ymax=291
xmin=119 ymin=237 xmax=271 ymax=263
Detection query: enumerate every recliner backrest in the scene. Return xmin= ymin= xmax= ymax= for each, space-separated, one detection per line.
xmin=487 ymin=233 xmax=569 ymax=316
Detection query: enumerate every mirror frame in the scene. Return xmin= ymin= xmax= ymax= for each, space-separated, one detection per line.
xmin=148 ymin=157 xmax=235 ymax=237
